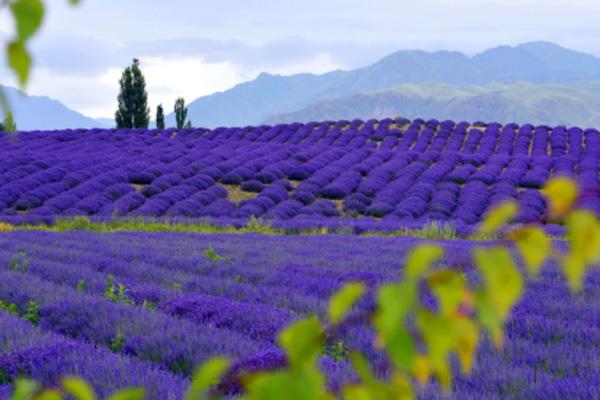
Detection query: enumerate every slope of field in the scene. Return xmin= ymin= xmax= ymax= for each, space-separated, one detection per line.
xmin=0 ymin=231 xmax=598 ymax=398
xmin=1 ymin=119 xmax=599 ymax=232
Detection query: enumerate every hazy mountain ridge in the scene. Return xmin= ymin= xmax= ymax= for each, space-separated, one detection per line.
xmin=178 ymin=41 xmax=600 ymax=128
xmin=0 ymin=86 xmax=102 ymax=131
xmin=265 ymin=81 xmax=600 ymax=128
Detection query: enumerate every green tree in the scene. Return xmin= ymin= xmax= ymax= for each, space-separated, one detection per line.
xmin=174 ymin=97 xmax=190 ymax=129
xmin=115 ymin=59 xmax=150 ymax=129
xmin=156 ymin=104 xmax=165 ymax=129
xmin=3 ymin=112 xmax=17 ymax=132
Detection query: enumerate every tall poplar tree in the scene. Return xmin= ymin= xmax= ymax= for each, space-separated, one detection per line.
xmin=115 ymin=59 xmax=150 ymax=129
xmin=174 ymin=97 xmax=188 ymax=129
xmin=156 ymin=104 xmax=165 ymax=129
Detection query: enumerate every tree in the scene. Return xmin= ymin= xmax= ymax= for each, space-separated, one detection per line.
xmin=3 ymin=112 xmax=16 ymax=132
xmin=174 ymin=97 xmax=189 ymax=129
xmin=115 ymin=59 xmax=150 ymax=129
xmin=156 ymin=104 xmax=165 ymax=129
xmin=0 ymin=123 xmax=4 ymax=132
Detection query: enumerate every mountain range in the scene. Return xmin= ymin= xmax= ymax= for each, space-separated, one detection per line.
xmin=5 ymin=41 xmax=600 ymax=130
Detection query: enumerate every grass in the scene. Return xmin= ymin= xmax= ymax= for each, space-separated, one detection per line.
xmin=2 ymin=216 xmax=507 ymax=240
xmin=218 ymin=184 xmax=259 ymax=202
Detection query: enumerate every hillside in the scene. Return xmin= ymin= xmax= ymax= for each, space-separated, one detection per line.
xmin=266 ymin=81 xmax=600 ymax=127
xmin=174 ymin=41 xmax=600 ymax=128
xmin=0 ymin=86 xmax=101 ymax=131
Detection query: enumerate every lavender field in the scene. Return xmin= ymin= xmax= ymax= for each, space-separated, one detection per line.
xmin=0 ymin=231 xmax=598 ymax=399
xmin=1 ymin=118 xmax=600 ymax=232
xmin=1 ymin=118 xmax=600 ymax=399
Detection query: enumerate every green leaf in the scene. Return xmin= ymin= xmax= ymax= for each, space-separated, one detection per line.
xmin=7 ymin=40 xmax=32 ymax=87
xmin=106 ymin=388 xmax=145 ymax=400
xmin=427 ymin=269 xmax=466 ymax=316
xmin=328 ymin=282 xmax=366 ymax=325
xmin=69 ymin=0 xmax=81 ymax=4
xmin=10 ymin=0 xmax=45 ymax=41
xmin=510 ymin=226 xmax=551 ymax=276
xmin=11 ymin=378 xmax=40 ymax=400
xmin=452 ymin=316 xmax=479 ymax=374
xmin=479 ymin=201 xmax=518 ymax=235
xmin=475 ymin=290 xmax=504 ymax=348
xmin=404 ymin=244 xmax=443 ymax=282
xmin=562 ymin=252 xmax=586 ymax=293
xmin=244 ymin=369 xmax=329 ymax=400
xmin=416 ymin=311 xmax=454 ymax=389
xmin=348 ymin=352 xmax=375 ymax=385
xmin=473 ymin=247 xmax=523 ymax=320
xmin=33 ymin=390 xmax=62 ymax=400
xmin=184 ymin=357 xmax=230 ymax=400
xmin=567 ymin=210 xmax=600 ymax=265
xmin=277 ymin=316 xmax=324 ymax=368
xmin=61 ymin=377 xmax=96 ymax=400
xmin=542 ymin=177 xmax=578 ymax=219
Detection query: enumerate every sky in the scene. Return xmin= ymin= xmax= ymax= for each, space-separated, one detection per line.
xmin=1 ymin=0 xmax=600 ymax=119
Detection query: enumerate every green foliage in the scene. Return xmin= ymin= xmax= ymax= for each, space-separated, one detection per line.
xmin=61 ymin=376 xmax=96 ymax=400
xmin=141 ymin=300 xmax=156 ymax=309
xmin=76 ymin=279 xmax=85 ymax=293
xmin=479 ymin=200 xmax=517 ymax=235
xmin=184 ymin=357 xmax=230 ymax=400
xmin=3 ymin=112 xmax=17 ymax=132
xmin=115 ymin=59 xmax=150 ymax=129
xmin=328 ymin=282 xmax=366 ymax=325
xmin=172 ymin=282 xmax=182 ymax=291
xmin=204 ymin=246 xmax=222 ymax=262
xmin=174 ymin=97 xmax=189 ymax=129
xmin=0 ymin=300 xmax=19 ymax=315
xmin=9 ymin=249 xmax=28 ymax=273
xmin=155 ymin=104 xmax=165 ymax=129
xmin=103 ymin=275 xmax=132 ymax=305
xmin=109 ymin=332 xmax=125 ymax=352
xmin=24 ymin=300 xmax=39 ymax=325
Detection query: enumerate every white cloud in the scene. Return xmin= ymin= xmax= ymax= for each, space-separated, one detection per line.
xmin=140 ymin=56 xmax=247 ymax=117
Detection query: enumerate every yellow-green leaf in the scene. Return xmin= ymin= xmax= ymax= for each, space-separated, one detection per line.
xmin=452 ymin=316 xmax=480 ymax=374
xmin=8 ymin=40 xmax=32 ymax=87
xmin=278 ymin=316 xmax=324 ymax=368
xmin=566 ymin=210 xmax=600 ymax=265
xmin=427 ymin=269 xmax=466 ymax=316
xmin=244 ymin=369 xmax=328 ymax=400
xmin=404 ymin=244 xmax=443 ymax=282
xmin=562 ymin=252 xmax=587 ymax=293
xmin=61 ymin=377 xmax=96 ymax=400
xmin=411 ymin=354 xmax=431 ymax=386
xmin=106 ymin=388 xmax=145 ymax=400
xmin=33 ymin=390 xmax=62 ymax=400
xmin=11 ymin=378 xmax=40 ymax=400
xmin=479 ymin=201 xmax=518 ymax=235
xmin=416 ymin=311 xmax=454 ymax=389
xmin=510 ymin=226 xmax=551 ymax=275
xmin=10 ymin=0 xmax=45 ymax=41
xmin=475 ymin=290 xmax=504 ymax=348
xmin=328 ymin=281 xmax=366 ymax=325
xmin=473 ymin=247 xmax=523 ymax=320
xmin=184 ymin=357 xmax=230 ymax=400
xmin=542 ymin=177 xmax=578 ymax=219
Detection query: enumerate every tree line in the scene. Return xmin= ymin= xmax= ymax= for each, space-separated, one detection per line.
xmin=115 ymin=58 xmax=192 ymax=129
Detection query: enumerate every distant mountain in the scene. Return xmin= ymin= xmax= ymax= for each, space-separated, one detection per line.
xmin=0 ymin=86 xmax=101 ymax=131
xmin=266 ymin=81 xmax=600 ymax=128
xmin=94 ymin=117 xmax=114 ymax=129
xmin=175 ymin=41 xmax=600 ymax=128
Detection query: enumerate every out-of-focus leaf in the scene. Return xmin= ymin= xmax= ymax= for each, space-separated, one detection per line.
xmin=349 ymin=352 xmax=375 ymax=385
xmin=11 ymin=378 xmax=40 ymax=400
xmin=278 ymin=316 xmax=324 ymax=368
xmin=8 ymin=40 xmax=31 ymax=87
xmin=404 ymin=244 xmax=443 ymax=282
xmin=567 ymin=210 xmax=600 ymax=265
xmin=10 ymin=0 xmax=45 ymax=41
xmin=509 ymin=226 xmax=551 ymax=275
xmin=475 ymin=290 xmax=504 ymax=347
xmin=416 ymin=311 xmax=453 ymax=389
xmin=69 ymin=0 xmax=81 ymax=4
xmin=542 ymin=177 xmax=578 ymax=219
xmin=244 ymin=369 xmax=329 ymax=400
xmin=106 ymin=388 xmax=145 ymax=400
xmin=452 ymin=316 xmax=479 ymax=374
xmin=374 ymin=282 xmax=417 ymax=370
xmin=34 ymin=390 xmax=62 ymax=400
xmin=562 ymin=252 xmax=586 ymax=293
xmin=184 ymin=357 xmax=230 ymax=400
xmin=61 ymin=377 xmax=96 ymax=400
xmin=427 ymin=270 xmax=466 ymax=316
xmin=479 ymin=201 xmax=518 ymax=235
xmin=328 ymin=281 xmax=366 ymax=325
xmin=473 ymin=247 xmax=523 ymax=320
xmin=411 ymin=354 xmax=430 ymax=386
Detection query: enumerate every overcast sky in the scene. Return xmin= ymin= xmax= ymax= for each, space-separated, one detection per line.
xmin=1 ymin=0 xmax=600 ymax=118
